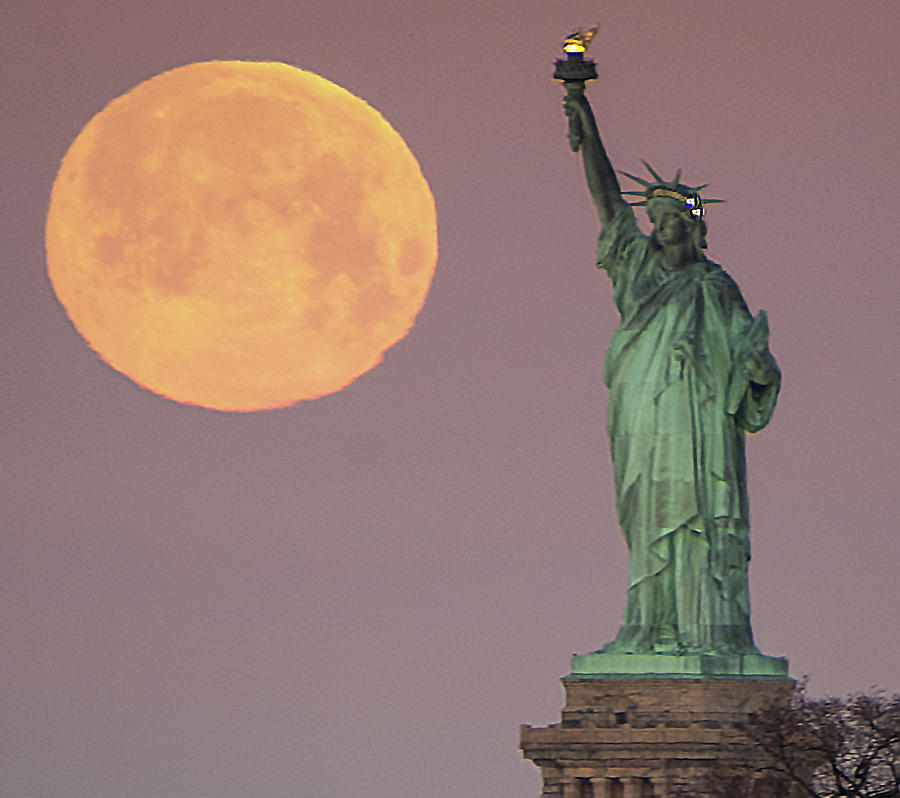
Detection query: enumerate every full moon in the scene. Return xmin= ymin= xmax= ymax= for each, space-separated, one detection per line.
xmin=46 ymin=61 xmax=437 ymax=411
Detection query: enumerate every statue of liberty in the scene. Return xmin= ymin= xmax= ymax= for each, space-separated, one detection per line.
xmin=563 ymin=83 xmax=781 ymax=657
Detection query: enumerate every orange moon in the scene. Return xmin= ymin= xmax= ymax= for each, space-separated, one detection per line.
xmin=46 ymin=61 xmax=437 ymax=411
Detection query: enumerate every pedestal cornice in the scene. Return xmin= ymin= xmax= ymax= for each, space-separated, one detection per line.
xmin=569 ymin=650 xmax=789 ymax=680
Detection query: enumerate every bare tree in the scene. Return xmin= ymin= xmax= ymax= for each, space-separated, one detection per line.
xmin=675 ymin=682 xmax=900 ymax=798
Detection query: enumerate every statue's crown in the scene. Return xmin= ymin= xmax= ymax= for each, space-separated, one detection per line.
xmin=622 ymin=161 xmax=724 ymax=220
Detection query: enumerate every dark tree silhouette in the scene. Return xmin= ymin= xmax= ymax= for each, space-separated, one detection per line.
xmin=674 ymin=682 xmax=900 ymax=798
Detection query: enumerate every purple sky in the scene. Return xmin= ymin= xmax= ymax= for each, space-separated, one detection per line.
xmin=4 ymin=2 xmax=899 ymax=797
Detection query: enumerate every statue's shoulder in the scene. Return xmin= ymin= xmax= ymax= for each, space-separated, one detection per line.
xmin=597 ymin=203 xmax=648 ymax=274
xmin=601 ymin=203 xmax=644 ymax=241
xmin=700 ymin=259 xmax=750 ymax=311
xmin=700 ymin=258 xmax=734 ymax=286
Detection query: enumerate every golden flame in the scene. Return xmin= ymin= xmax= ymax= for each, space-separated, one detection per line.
xmin=562 ymin=25 xmax=599 ymax=55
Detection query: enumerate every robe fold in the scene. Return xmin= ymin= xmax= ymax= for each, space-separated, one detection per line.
xmin=596 ymin=205 xmax=780 ymax=654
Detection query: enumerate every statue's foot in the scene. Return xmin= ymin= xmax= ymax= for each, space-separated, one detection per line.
xmin=601 ymin=638 xmax=680 ymax=655
xmin=599 ymin=640 xmax=633 ymax=654
xmin=652 ymin=639 xmax=682 ymax=655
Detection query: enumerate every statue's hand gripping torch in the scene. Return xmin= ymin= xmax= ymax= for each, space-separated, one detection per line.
xmin=553 ymin=27 xmax=599 ymax=152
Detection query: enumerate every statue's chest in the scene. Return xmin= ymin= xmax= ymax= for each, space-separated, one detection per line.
xmin=620 ymin=257 xmax=698 ymax=321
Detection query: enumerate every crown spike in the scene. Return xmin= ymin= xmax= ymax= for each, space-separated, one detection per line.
xmin=622 ymin=161 xmax=726 ymax=210
xmin=620 ymin=170 xmax=652 ymax=187
xmin=641 ymin=159 xmax=665 ymax=183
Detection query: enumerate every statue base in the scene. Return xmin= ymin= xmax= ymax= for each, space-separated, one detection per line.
xmin=521 ymin=673 xmax=797 ymax=797
xmin=570 ymin=650 xmax=789 ymax=680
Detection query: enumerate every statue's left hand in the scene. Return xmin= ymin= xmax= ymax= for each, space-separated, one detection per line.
xmin=742 ymin=352 xmax=773 ymax=385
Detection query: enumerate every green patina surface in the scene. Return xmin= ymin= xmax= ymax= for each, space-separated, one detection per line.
xmin=561 ymin=79 xmax=786 ymax=670
xmin=569 ymin=651 xmax=789 ymax=680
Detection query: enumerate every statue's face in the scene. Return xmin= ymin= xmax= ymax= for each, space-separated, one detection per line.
xmin=651 ymin=205 xmax=689 ymax=247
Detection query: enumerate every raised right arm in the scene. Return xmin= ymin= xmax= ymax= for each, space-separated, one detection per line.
xmin=564 ymin=93 xmax=626 ymax=227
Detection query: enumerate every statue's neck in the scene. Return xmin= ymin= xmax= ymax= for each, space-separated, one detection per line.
xmin=661 ymin=242 xmax=694 ymax=270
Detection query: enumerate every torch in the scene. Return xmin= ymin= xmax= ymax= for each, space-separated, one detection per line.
xmin=553 ymin=26 xmax=599 ymax=152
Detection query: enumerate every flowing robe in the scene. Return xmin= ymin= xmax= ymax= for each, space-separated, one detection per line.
xmin=597 ymin=205 xmax=780 ymax=655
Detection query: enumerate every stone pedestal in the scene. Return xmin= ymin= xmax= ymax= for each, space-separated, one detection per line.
xmin=521 ymin=673 xmax=794 ymax=797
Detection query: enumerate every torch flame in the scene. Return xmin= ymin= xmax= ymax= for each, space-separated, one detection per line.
xmin=562 ymin=25 xmax=599 ymax=55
